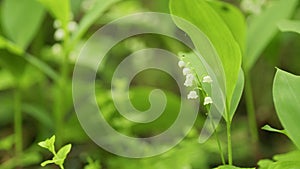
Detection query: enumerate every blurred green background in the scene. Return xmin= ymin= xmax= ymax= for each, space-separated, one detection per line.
xmin=0 ymin=0 xmax=300 ymax=168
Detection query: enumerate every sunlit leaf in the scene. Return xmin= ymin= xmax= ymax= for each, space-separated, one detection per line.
xmin=54 ymin=144 xmax=72 ymax=166
xmin=273 ymin=69 xmax=300 ymax=149
xmin=229 ymin=69 xmax=244 ymax=121
xmin=38 ymin=135 xmax=56 ymax=154
xmin=278 ymin=20 xmax=300 ymax=34
xmin=170 ymin=0 xmax=245 ymax=121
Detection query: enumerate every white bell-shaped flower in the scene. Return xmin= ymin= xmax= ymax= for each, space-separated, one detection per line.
xmin=178 ymin=60 xmax=185 ymax=68
xmin=204 ymin=97 xmax=213 ymax=105
xmin=184 ymin=74 xmax=194 ymax=87
xmin=187 ymin=91 xmax=198 ymax=100
xmin=202 ymin=75 xmax=213 ymax=83
xmin=183 ymin=68 xmax=191 ymax=76
xmin=54 ymin=29 xmax=65 ymax=41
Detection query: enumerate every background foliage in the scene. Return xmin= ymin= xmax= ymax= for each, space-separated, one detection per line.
xmin=0 ymin=0 xmax=300 ymax=168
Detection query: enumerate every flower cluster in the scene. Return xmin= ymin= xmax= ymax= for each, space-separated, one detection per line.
xmin=52 ymin=17 xmax=78 ymax=55
xmin=53 ymin=19 xmax=78 ymax=41
xmin=178 ymin=59 xmax=213 ymax=106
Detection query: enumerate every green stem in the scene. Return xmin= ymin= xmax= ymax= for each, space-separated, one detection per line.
xmin=245 ymin=74 xmax=259 ymax=142
xmin=54 ymin=26 xmax=70 ymax=146
xmin=14 ymin=83 xmax=22 ymax=165
xmin=209 ymin=115 xmax=225 ymax=165
xmin=226 ymin=118 xmax=232 ymax=165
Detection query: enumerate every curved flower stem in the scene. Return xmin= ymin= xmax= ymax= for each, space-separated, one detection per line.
xmin=54 ymin=26 xmax=71 ymax=146
xmin=208 ymin=113 xmax=226 ymax=165
xmin=245 ymin=74 xmax=258 ymax=142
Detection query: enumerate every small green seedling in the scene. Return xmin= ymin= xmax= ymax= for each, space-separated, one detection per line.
xmin=38 ymin=135 xmax=72 ymax=169
xmin=84 ymin=157 xmax=102 ymax=169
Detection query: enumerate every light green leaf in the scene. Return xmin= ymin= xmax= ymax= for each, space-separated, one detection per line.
xmin=268 ymin=161 xmax=300 ymax=169
xmin=215 ymin=165 xmax=255 ymax=169
xmin=273 ymin=151 xmax=300 ymax=162
xmin=273 ymin=69 xmax=300 ymax=149
xmin=261 ymin=125 xmax=287 ymax=135
xmin=244 ymin=0 xmax=298 ymax=72
xmin=257 ymin=159 xmax=274 ymax=169
xmin=38 ymin=0 xmax=70 ymax=27
xmin=38 ymin=135 xmax=56 ymax=154
xmin=207 ymin=0 xmax=246 ymax=53
xmin=1 ymin=0 xmax=45 ymax=49
xmin=170 ymin=0 xmax=243 ymax=117
xmin=278 ymin=20 xmax=300 ymax=34
xmin=41 ymin=159 xmax=56 ymax=167
xmin=258 ymin=151 xmax=300 ymax=169
xmin=54 ymin=144 xmax=72 ymax=166
xmin=72 ymin=0 xmax=120 ymax=43
xmin=229 ymin=69 xmax=244 ymax=121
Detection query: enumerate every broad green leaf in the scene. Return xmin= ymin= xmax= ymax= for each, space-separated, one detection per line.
xmin=229 ymin=69 xmax=244 ymax=121
xmin=258 ymin=151 xmax=300 ymax=169
xmin=0 ymin=36 xmax=59 ymax=81
xmin=261 ymin=124 xmax=287 ymax=135
xmin=0 ymin=36 xmax=23 ymax=55
xmin=268 ymin=161 xmax=300 ymax=169
xmin=72 ymin=0 xmax=120 ymax=43
xmin=207 ymin=0 xmax=246 ymax=53
xmin=38 ymin=0 xmax=70 ymax=27
xmin=1 ymin=0 xmax=45 ymax=49
xmin=54 ymin=144 xmax=72 ymax=166
xmin=278 ymin=20 xmax=300 ymax=34
xmin=170 ymin=0 xmax=243 ymax=115
xmin=273 ymin=151 xmax=300 ymax=162
xmin=244 ymin=0 xmax=298 ymax=72
xmin=273 ymin=69 xmax=300 ymax=149
xmin=38 ymin=135 xmax=56 ymax=154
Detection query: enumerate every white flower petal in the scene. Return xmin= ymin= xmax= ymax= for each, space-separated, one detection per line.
xmin=202 ymin=75 xmax=213 ymax=83
xmin=68 ymin=21 xmax=78 ymax=32
xmin=183 ymin=68 xmax=191 ymax=76
xmin=54 ymin=29 xmax=65 ymax=41
xmin=51 ymin=43 xmax=62 ymax=55
xmin=204 ymin=97 xmax=213 ymax=105
xmin=178 ymin=60 xmax=185 ymax=68
xmin=53 ymin=20 xmax=62 ymax=29
xmin=187 ymin=91 xmax=198 ymax=99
